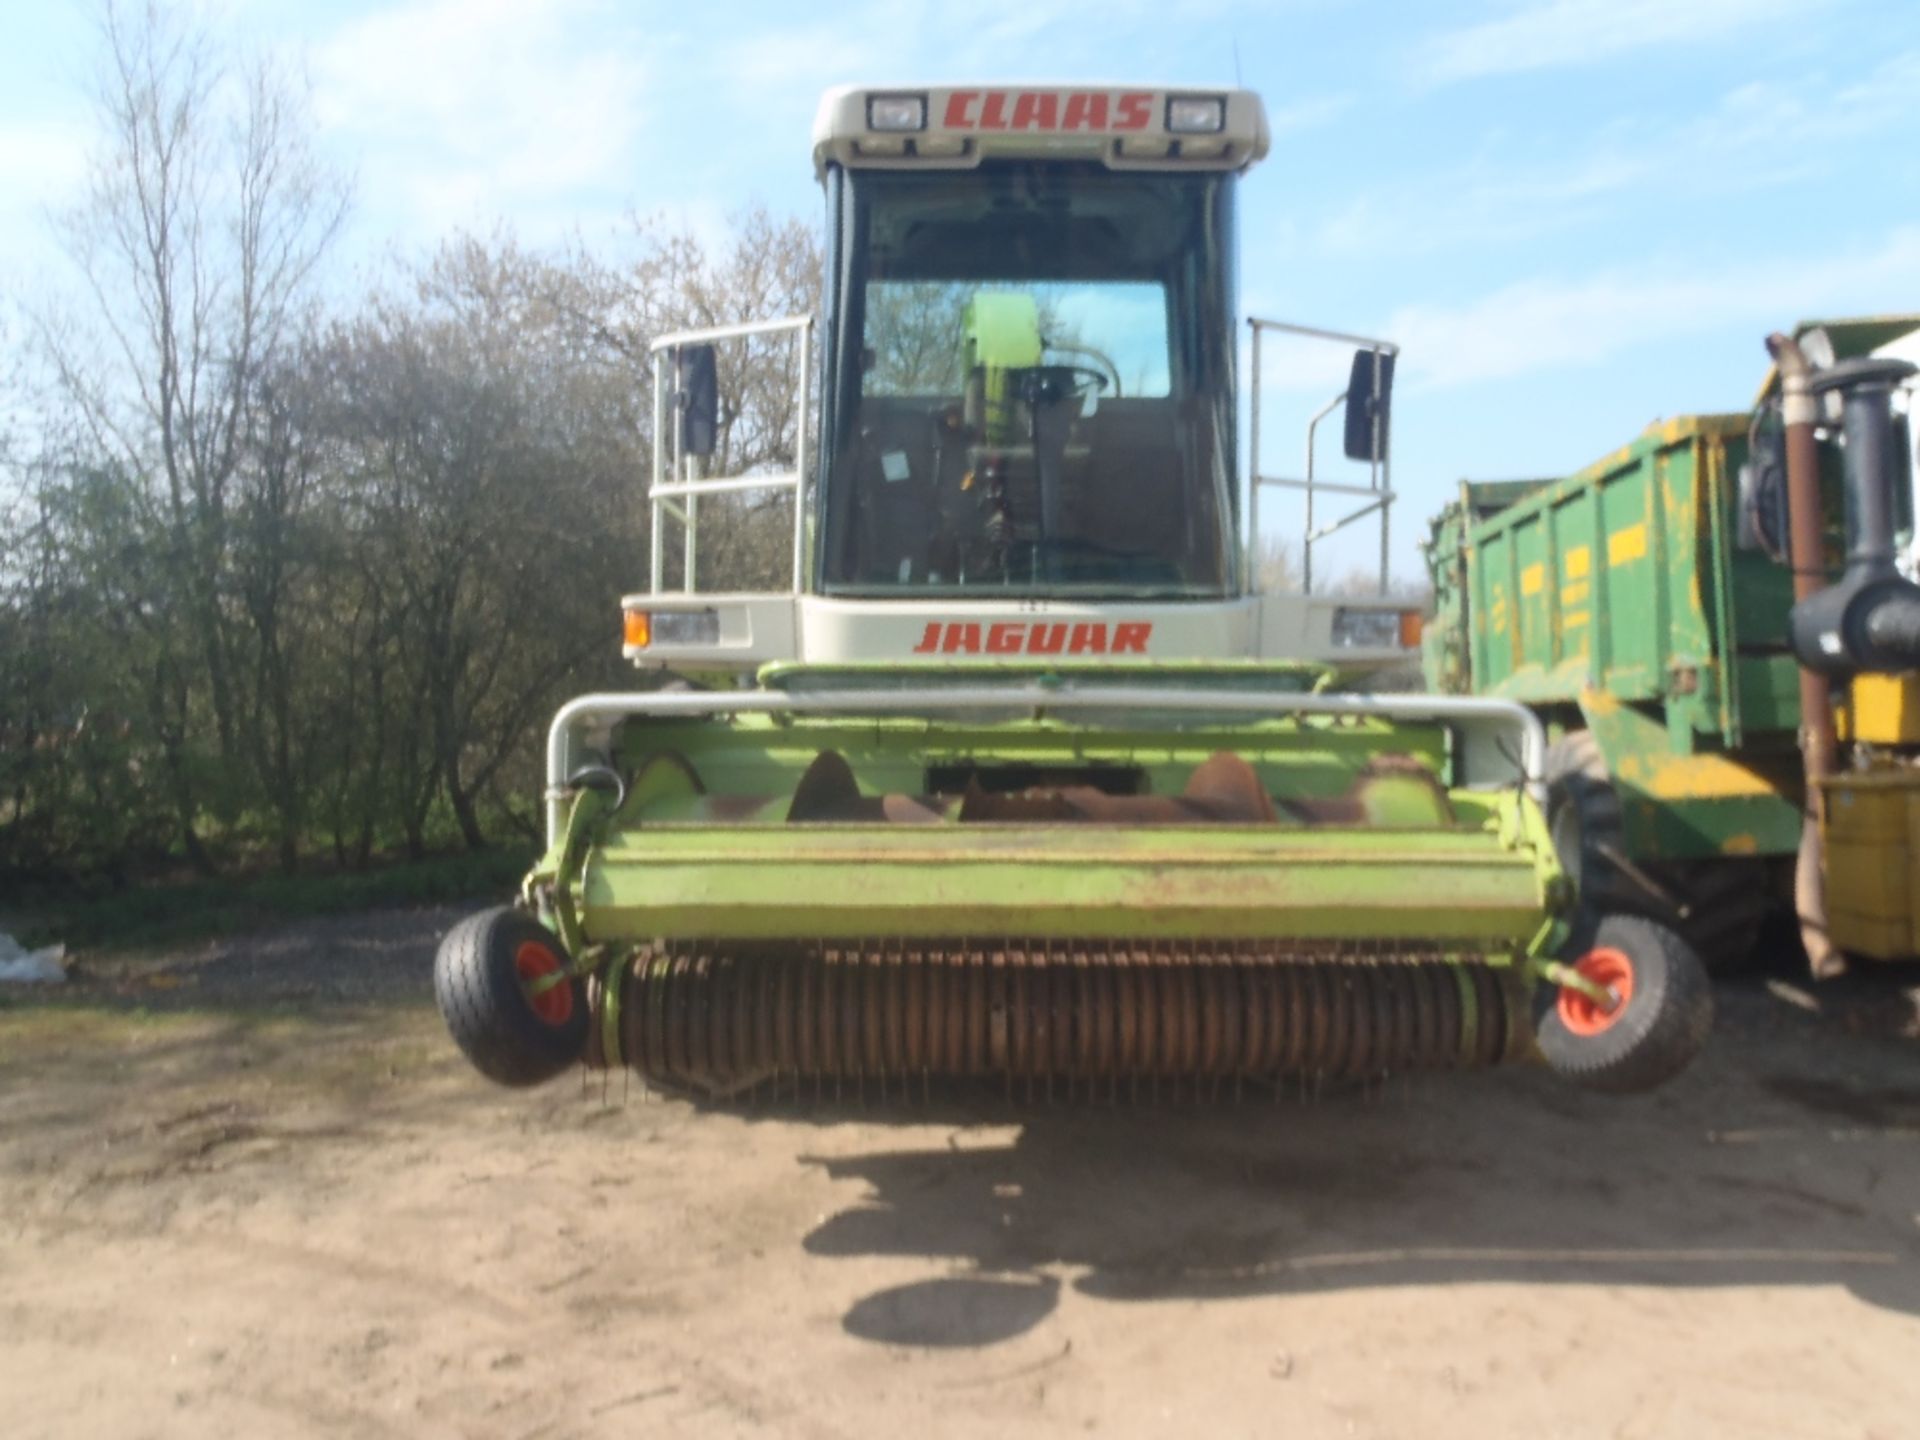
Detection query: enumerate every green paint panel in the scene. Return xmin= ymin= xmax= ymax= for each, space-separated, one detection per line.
xmin=578 ymin=824 xmax=1547 ymax=945
xmin=546 ymin=699 xmax=1560 ymax=951
xmin=1426 ymin=415 xmax=1802 ymax=745
xmin=1423 ymin=413 xmax=1824 ymax=864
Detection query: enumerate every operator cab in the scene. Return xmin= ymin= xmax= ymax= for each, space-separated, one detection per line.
xmin=624 ymin=87 xmax=1421 ymax=671
xmin=815 ymin=89 xmax=1262 ymax=602
xmin=822 ymin=160 xmax=1239 ymax=597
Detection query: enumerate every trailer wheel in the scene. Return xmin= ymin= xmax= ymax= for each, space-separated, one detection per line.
xmin=1538 ymin=913 xmax=1712 ymax=1093
xmin=1546 ymin=730 xmax=1766 ymax=974
xmin=434 ymin=907 xmax=588 ymax=1087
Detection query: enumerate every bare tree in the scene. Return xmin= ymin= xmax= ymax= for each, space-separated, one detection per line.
xmin=563 ymin=207 xmax=823 ymax=591
xmin=41 ymin=0 xmax=347 ymax=867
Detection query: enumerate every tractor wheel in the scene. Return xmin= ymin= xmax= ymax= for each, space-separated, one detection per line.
xmin=1654 ymin=857 xmax=1771 ymax=975
xmin=434 ymin=906 xmax=588 ymax=1087
xmin=1538 ymin=913 xmax=1712 ymax=1094
xmin=1545 ymin=730 xmax=1767 ymax=974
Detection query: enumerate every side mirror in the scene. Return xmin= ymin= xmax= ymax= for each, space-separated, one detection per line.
xmin=1343 ymin=348 xmax=1395 ymax=463
xmin=675 ymin=343 xmax=718 ymax=458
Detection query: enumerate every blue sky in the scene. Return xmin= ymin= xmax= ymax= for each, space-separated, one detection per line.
xmin=5 ymin=0 xmax=1919 ymax=580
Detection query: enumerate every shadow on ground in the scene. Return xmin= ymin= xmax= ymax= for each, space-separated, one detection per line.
xmin=793 ymin=981 xmax=1920 ymax=1346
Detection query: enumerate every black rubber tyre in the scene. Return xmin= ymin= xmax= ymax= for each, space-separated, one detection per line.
xmin=1545 ymin=730 xmax=1768 ymax=975
xmin=1537 ymin=912 xmax=1713 ymax=1094
xmin=434 ymin=906 xmax=588 ymax=1087
xmin=1545 ymin=730 xmax=1639 ymax=924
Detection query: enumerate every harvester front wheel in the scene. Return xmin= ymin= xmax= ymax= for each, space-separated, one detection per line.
xmin=435 ymin=907 xmax=588 ymax=1087
xmin=1538 ymin=913 xmax=1712 ymax=1094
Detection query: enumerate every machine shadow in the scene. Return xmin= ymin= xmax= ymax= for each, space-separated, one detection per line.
xmin=798 ymin=1006 xmax=1920 ymax=1346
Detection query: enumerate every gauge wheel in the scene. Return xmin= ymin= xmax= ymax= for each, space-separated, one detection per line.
xmin=1538 ymin=913 xmax=1713 ymax=1094
xmin=435 ymin=906 xmax=588 ymax=1087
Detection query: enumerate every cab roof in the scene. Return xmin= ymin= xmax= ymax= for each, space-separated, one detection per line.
xmin=812 ymin=86 xmax=1270 ymax=178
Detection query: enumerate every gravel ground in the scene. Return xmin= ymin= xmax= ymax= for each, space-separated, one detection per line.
xmin=2 ymin=906 xmax=1918 ymax=1439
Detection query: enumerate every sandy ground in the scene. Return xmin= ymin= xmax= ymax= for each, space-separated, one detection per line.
xmin=3 ymin=907 xmax=1919 ymax=1439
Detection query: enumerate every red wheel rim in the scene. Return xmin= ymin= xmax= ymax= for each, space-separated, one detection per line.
xmin=1556 ymin=946 xmax=1633 ymax=1036
xmin=515 ymin=941 xmax=575 ymax=1026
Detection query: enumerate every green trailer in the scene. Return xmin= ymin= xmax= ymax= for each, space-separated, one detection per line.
xmin=1423 ymin=317 xmax=1920 ymax=970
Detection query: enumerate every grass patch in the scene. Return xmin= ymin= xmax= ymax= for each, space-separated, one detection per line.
xmin=9 ymin=846 xmax=535 ymax=954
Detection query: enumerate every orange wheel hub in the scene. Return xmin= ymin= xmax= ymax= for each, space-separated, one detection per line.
xmin=515 ymin=941 xmax=575 ymax=1026
xmin=1556 ymin=946 xmax=1633 ymax=1036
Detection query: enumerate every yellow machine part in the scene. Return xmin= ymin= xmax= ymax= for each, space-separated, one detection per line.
xmin=1820 ymin=767 xmax=1920 ymax=960
xmin=1834 ymin=673 xmax=1920 ymax=744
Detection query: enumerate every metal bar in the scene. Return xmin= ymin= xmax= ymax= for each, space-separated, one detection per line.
xmin=649 ymin=314 xmax=814 ymax=350
xmin=684 ymin=453 xmax=698 ymax=592
xmin=793 ymin=318 xmax=811 ymax=593
xmin=649 ymin=355 xmax=666 ymax=594
xmin=544 ymin=684 xmax=1549 ymax=841
xmin=1307 ymin=496 xmax=1391 ymax=545
xmin=1249 ymin=317 xmax=1400 ymax=355
xmin=1247 ymin=319 xmax=1263 ymax=592
xmin=1373 ymin=347 xmax=1389 ymax=591
xmin=1303 ymin=389 xmax=1345 ymax=596
xmin=650 ymin=473 xmax=802 ymax=500
xmin=1255 ymin=475 xmax=1389 ymax=500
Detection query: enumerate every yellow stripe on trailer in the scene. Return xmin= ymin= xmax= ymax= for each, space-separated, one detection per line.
xmin=1608 ymin=522 xmax=1647 ymax=566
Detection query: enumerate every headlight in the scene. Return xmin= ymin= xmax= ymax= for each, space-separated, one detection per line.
xmin=867 ymin=95 xmax=927 ymax=132
xmin=1331 ymin=606 xmax=1422 ymax=649
xmin=1166 ymin=96 xmax=1225 ymax=134
xmin=651 ymin=608 xmax=722 ymax=646
xmin=623 ymin=607 xmax=721 ymax=647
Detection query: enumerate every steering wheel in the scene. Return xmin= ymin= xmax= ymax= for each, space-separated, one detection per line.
xmin=1015 ymin=365 xmax=1109 ymax=408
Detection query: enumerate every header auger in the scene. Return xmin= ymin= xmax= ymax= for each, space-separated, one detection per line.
xmin=434 ymin=85 xmax=1714 ymax=1103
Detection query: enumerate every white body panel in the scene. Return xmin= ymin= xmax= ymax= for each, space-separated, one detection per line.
xmin=622 ymin=591 xmax=1417 ymax=673
xmin=811 ymin=85 xmax=1270 ymax=175
xmin=623 ymin=89 xmax=1420 ymax=683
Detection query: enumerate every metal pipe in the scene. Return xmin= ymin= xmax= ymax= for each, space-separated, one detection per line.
xmin=649 ymin=472 xmax=802 ymax=500
xmin=1766 ymin=331 xmax=1844 ymax=980
xmin=648 ymin=314 xmax=814 ymax=349
xmin=1247 ymin=318 xmax=1263 ymax=592
xmin=1257 ymin=475 xmax=1392 ymax=500
xmin=1377 ymin=349 xmax=1392 ymax=594
xmin=1249 ymin=317 xmax=1401 ymax=355
xmin=1307 ymin=495 xmax=1392 ymax=545
xmin=793 ymin=318 xmax=811 ymax=593
xmin=649 ymin=355 xmax=666 ymax=593
xmin=1301 ymin=389 xmax=1346 ymax=593
xmin=544 ymin=683 xmax=1549 ymax=842
xmin=682 ymin=468 xmax=698 ymax=591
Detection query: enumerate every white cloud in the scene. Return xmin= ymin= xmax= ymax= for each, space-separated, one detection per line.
xmin=1389 ymin=227 xmax=1920 ymax=389
xmin=0 ymin=119 xmax=90 ymax=277
xmin=1296 ymin=46 xmax=1920 ymax=264
xmin=1426 ymin=0 xmax=1817 ymax=84
xmin=0 ymin=121 xmax=89 ymax=200
xmin=1267 ymin=94 xmax=1353 ymax=137
xmin=312 ymin=0 xmax=651 ymax=241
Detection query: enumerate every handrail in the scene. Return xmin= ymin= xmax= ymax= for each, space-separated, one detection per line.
xmin=1246 ymin=317 xmax=1399 ymax=594
xmin=648 ymin=314 xmax=814 ymax=349
xmin=649 ymin=314 xmax=815 ymax=596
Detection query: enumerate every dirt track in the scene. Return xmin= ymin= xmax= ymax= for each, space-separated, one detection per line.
xmin=3 ymin=907 xmax=1919 ymax=1438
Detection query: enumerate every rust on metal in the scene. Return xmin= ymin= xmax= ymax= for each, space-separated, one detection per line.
xmin=586 ymin=940 xmax=1530 ymax=1094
